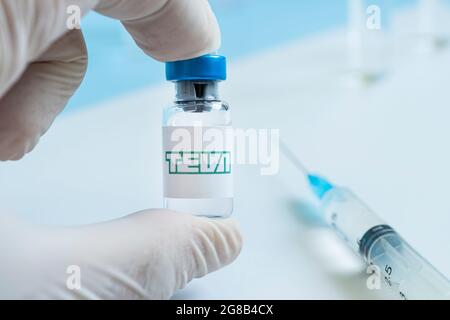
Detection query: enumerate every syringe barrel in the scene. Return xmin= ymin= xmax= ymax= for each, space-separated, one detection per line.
xmin=320 ymin=187 xmax=385 ymax=253
xmin=367 ymin=229 xmax=450 ymax=299
xmin=320 ymin=187 xmax=450 ymax=299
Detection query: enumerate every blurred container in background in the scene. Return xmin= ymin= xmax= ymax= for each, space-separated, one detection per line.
xmin=392 ymin=0 xmax=450 ymax=55
xmin=345 ymin=0 xmax=394 ymax=86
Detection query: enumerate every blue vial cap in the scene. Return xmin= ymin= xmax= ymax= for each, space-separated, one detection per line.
xmin=166 ymin=54 xmax=226 ymax=81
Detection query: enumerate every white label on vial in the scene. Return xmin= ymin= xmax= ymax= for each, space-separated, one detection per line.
xmin=163 ymin=126 xmax=233 ymax=199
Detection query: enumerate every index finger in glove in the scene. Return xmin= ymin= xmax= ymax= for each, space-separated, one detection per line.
xmin=0 ymin=0 xmax=220 ymax=160
xmin=95 ymin=0 xmax=221 ymax=62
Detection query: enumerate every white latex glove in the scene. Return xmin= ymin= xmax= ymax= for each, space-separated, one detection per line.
xmin=0 ymin=0 xmax=220 ymax=160
xmin=1 ymin=211 xmax=241 ymax=299
xmin=0 ymin=0 xmax=242 ymax=299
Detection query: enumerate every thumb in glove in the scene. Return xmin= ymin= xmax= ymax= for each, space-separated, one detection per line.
xmin=0 ymin=210 xmax=242 ymax=300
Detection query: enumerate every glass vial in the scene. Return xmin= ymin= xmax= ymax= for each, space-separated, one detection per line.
xmin=163 ymin=55 xmax=233 ymax=218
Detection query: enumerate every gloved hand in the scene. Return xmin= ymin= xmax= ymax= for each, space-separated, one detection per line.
xmin=0 ymin=0 xmax=220 ymax=160
xmin=1 ymin=210 xmax=241 ymax=299
xmin=0 ymin=0 xmax=242 ymax=299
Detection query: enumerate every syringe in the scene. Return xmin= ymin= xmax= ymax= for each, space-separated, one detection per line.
xmin=281 ymin=142 xmax=450 ymax=300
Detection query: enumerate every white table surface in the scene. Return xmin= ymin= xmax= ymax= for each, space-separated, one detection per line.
xmin=1 ymin=27 xmax=450 ymax=299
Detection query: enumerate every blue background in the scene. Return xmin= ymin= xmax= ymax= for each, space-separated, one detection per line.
xmin=68 ymin=0 xmax=416 ymax=112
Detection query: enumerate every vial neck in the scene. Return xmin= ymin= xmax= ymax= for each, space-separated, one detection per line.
xmin=174 ymin=80 xmax=220 ymax=103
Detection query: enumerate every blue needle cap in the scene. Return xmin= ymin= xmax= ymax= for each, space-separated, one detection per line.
xmin=307 ymin=174 xmax=334 ymax=199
